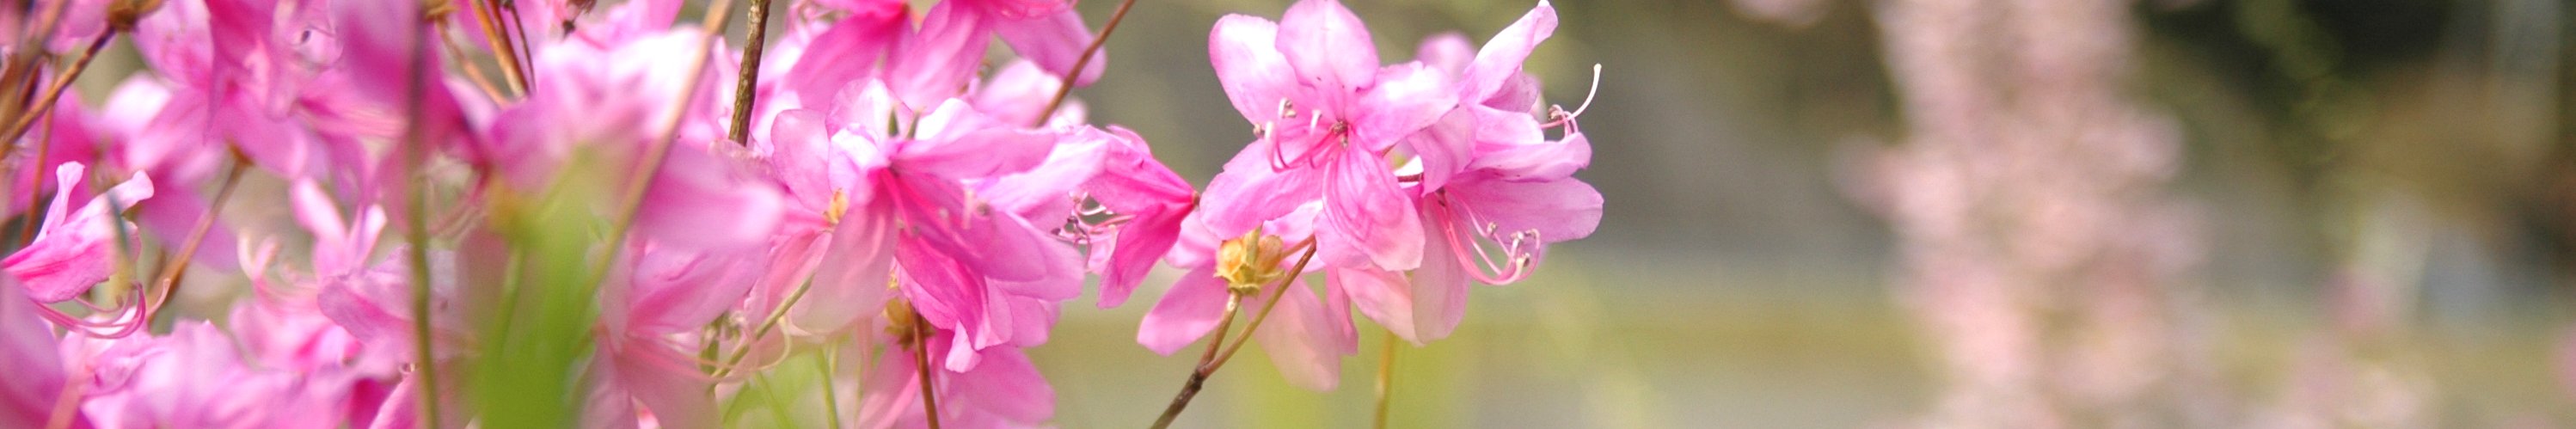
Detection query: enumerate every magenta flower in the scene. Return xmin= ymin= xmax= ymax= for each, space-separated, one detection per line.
xmin=5 ymin=162 xmax=152 ymax=303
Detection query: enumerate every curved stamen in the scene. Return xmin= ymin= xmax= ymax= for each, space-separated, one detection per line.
xmin=1540 ymin=64 xmax=1603 ymax=131
xmin=1438 ymin=197 xmax=1539 ymax=285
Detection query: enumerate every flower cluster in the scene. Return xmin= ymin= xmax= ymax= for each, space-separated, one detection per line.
xmin=0 ymin=0 xmax=1597 ymax=426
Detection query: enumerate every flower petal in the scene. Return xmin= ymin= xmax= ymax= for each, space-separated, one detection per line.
xmin=1464 ymin=1 xmax=1558 ymax=101
xmin=1137 ymin=267 xmax=1230 ymax=355
xmin=1210 ymin=15 xmax=1294 ymax=123
xmin=1275 ymin=0 xmax=1378 ymax=91
xmin=1321 ymin=148 xmax=1424 ymax=271
xmin=899 ymin=101 xmax=1059 ymax=179
xmin=1449 ymin=174 xmax=1604 ymax=243
xmin=1252 ymin=280 xmax=1354 ymax=391
xmin=994 ymin=9 xmax=1106 ymax=87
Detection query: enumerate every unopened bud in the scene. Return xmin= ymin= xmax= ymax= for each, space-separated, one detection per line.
xmin=1214 ymin=228 xmax=1291 ymax=294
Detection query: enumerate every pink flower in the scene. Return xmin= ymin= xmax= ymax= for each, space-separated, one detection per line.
xmin=1199 ymin=0 xmax=1457 ymax=273
xmin=763 ymin=83 xmax=1078 ymax=370
xmin=1354 ymin=0 xmax=1601 ymax=344
xmin=5 ymin=162 xmax=153 ymax=303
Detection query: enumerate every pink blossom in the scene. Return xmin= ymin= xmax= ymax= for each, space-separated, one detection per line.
xmin=1356 ymin=0 xmax=1600 ymax=344
xmin=1199 ymin=0 xmax=1456 ymax=273
xmin=5 ymin=162 xmax=152 ymax=303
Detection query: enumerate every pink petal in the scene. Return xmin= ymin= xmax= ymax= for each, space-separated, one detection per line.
xmin=1450 ymin=175 xmax=1604 ymax=243
xmin=899 ymin=101 xmax=1060 ymax=180
xmin=993 ymin=9 xmax=1105 ymax=87
xmin=1137 ymin=267 xmax=1230 ymax=355
xmin=886 ymin=1 xmax=990 ymax=108
xmin=1414 ymin=33 xmax=1474 ymax=77
xmin=1472 ymin=126 xmax=1590 ymax=181
xmin=975 ymin=128 xmax=1107 ymax=221
xmin=793 ymin=208 xmax=896 ymax=333
xmin=1401 ymin=108 xmax=1477 ymax=193
xmin=1409 ymin=209 xmax=1473 ymax=341
xmin=613 ymin=343 xmax=719 ymax=429
xmin=1251 ymin=280 xmax=1354 ymax=391
xmin=1331 ymin=267 xmax=1416 ymax=342
xmin=0 ymin=277 xmax=69 ymax=427
xmin=947 ymin=346 xmax=1054 ymax=423
xmin=1275 ymin=0 xmax=1378 ymax=91
xmin=1199 ymin=138 xmax=1324 ymax=237
xmin=1320 ymin=148 xmax=1424 ymax=271
xmin=1209 ymin=15 xmax=1294 ymax=123
xmin=1354 ymin=63 xmax=1459 ymax=151
xmin=1463 ymin=1 xmax=1558 ymax=101
xmin=635 ymin=148 xmax=786 ymax=251
xmin=782 ymin=8 xmax=905 ymax=104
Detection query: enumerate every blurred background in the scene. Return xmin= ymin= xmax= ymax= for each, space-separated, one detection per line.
xmin=1056 ymin=0 xmax=2576 ymax=427
xmin=64 ymin=0 xmax=2576 ymax=426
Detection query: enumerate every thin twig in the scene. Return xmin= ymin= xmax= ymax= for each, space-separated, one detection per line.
xmin=1207 ymin=245 xmax=1319 ymax=370
xmin=911 ymin=313 xmax=943 ymax=429
xmin=727 ymin=0 xmax=773 ymax=145
xmin=1148 ymin=293 xmax=1242 ymax=429
xmin=708 ymin=277 xmax=817 ymax=381
xmin=20 ymin=114 xmax=56 ymax=243
xmin=0 ymin=32 xmax=113 ymax=152
xmin=439 ymin=23 xmax=511 ymax=103
xmin=1148 ymin=244 xmax=1320 ymax=429
xmin=1031 ymin=0 xmax=1137 ymax=126
xmin=467 ymin=0 xmax=530 ymax=95
xmin=501 ymin=0 xmax=537 ymax=89
xmin=147 ymin=152 xmax=246 ymax=317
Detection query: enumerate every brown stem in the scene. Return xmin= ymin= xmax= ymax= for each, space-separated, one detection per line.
xmin=1030 ymin=0 xmax=1136 ymax=126
xmin=1149 ymin=244 xmax=1319 ymax=429
xmin=148 ymin=151 xmax=245 ymax=315
xmin=912 ymin=313 xmax=943 ymax=429
xmin=439 ymin=23 xmax=511 ymax=103
xmin=727 ymin=0 xmax=773 ymax=145
xmin=467 ymin=0 xmax=529 ymax=95
xmin=0 ymin=32 xmax=113 ymax=153
xmin=1207 ymin=244 xmax=1318 ymax=370
xmin=1149 ymin=293 xmax=1242 ymax=429
xmin=500 ymin=0 xmax=537 ymax=89
xmin=20 ymin=114 xmax=55 ymax=243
